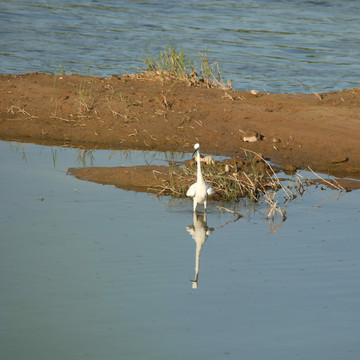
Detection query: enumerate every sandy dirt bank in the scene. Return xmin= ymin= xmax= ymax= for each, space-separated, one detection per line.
xmin=1 ymin=72 xmax=359 ymax=190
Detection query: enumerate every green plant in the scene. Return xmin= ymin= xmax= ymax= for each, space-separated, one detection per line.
xmin=57 ymin=64 xmax=67 ymax=75
xmin=74 ymin=65 xmax=97 ymax=113
xmin=53 ymin=64 xmax=67 ymax=87
xmin=142 ymin=47 xmax=230 ymax=89
xmin=143 ymin=46 xmax=190 ymax=77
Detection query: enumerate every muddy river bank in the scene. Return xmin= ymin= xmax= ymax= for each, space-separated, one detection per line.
xmin=1 ymin=73 xmax=359 ymax=190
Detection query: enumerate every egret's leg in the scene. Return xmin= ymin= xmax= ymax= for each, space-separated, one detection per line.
xmin=193 ymin=200 xmax=197 ymax=212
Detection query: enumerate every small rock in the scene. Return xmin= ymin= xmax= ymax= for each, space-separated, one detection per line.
xmin=239 ymin=129 xmax=264 ymax=142
xmin=243 ymin=135 xmax=258 ymax=143
xmin=243 ymin=130 xmax=263 ymax=143
xmin=250 ymin=90 xmax=260 ymax=95
xmin=110 ymin=74 xmax=119 ymax=80
xmin=224 ymin=164 xmax=230 ymax=173
xmin=272 ymin=137 xmax=281 ymax=143
xmin=283 ymin=164 xmax=297 ymax=175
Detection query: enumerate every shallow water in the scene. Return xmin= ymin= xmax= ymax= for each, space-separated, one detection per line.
xmin=1 ymin=140 xmax=360 ymax=360
xmin=1 ymin=0 xmax=359 ymax=92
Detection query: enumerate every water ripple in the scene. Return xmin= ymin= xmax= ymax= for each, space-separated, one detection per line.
xmin=0 ymin=0 xmax=359 ymax=92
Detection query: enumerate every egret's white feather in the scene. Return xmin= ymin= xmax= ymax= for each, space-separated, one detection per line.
xmin=206 ymin=183 xmax=215 ymax=195
xmin=186 ymin=143 xmax=215 ymax=212
xmin=186 ymin=183 xmax=197 ymax=197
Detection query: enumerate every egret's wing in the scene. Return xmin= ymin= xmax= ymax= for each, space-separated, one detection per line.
xmin=186 ymin=183 xmax=197 ymax=197
xmin=206 ymin=182 xmax=215 ymax=195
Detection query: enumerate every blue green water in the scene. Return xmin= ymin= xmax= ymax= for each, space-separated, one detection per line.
xmin=1 ymin=0 xmax=359 ymax=92
xmin=1 ymin=141 xmax=359 ymax=360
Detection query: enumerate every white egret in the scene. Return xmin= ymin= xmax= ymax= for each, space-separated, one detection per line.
xmin=186 ymin=143 xmax=215 ymax=212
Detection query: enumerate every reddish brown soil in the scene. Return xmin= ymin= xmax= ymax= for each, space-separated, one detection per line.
xmin=1 ymin=72 xmax=360 ymax=189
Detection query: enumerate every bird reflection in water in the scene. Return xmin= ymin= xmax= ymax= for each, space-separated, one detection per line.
xmin=186 ymin=212 xmax=214 ymax=289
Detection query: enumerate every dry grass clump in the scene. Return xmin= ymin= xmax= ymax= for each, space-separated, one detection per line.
xmin=155 ymin=150 xmax=303 ymax=219
xmin=153 ymin=149 xmax=347 ymax=222
xmin=141 ymin=46 xmax=231 ymax=89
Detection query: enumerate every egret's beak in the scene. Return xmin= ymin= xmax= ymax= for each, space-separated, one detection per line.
xmin=192 ymin=148 xmax=198 ymax=157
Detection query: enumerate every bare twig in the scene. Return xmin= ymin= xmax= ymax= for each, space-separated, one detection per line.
xmin=307 ymin=167 xmax=345 ymax=191
xmin=295 ymin=79 xmax=323 ymax=101
xmin=7 ymin=105 xmax=38 ymax=118
xmin=216 ymin=206 xmax=243 ymax=220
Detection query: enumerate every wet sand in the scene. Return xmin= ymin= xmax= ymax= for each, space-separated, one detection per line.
xmin=1 ymin=73 xmax=359 ymax=190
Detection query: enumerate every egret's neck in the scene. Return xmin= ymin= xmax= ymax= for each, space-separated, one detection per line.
xmin=196 ymin=151 xmax=204 ymax=183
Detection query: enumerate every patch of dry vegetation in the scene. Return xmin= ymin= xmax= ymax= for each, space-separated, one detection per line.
xmin=152 ymin=149 xmax=311 ymax=220
xmin=152 ymin=146 xmax=348 ymax=220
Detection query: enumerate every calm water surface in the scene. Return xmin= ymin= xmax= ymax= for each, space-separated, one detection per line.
xmin=1 ymin=141 xmax=360 ymax=360
xmin=1 ymin=0 xmax=359 ymax=92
